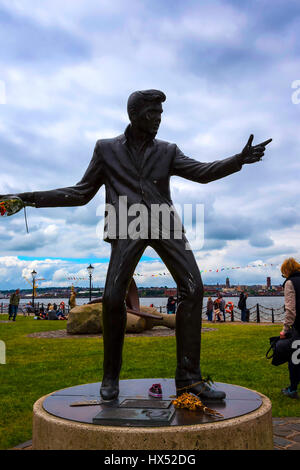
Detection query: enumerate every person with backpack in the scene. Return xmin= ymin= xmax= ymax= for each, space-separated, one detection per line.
xmin=280 ymin=258 xmax=300 ymax=399
xmin=8 ymin=289 xmax=20 ymax=321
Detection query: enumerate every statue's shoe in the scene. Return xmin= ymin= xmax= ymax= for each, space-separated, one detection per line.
xmin=100 ymin=380 xmax=119 ymax=401
xmin=176 ymin=380 xmax=226 ymax=401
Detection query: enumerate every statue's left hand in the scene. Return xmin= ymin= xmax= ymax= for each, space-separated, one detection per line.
xmin=237 ymin=134 xmax=272 ymax=165
xmin=0 ymin=193 xmax=35 ymax=207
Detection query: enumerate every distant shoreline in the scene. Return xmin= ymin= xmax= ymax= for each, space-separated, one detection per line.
xmin=0 ymin=294 xmax=285 ymax=299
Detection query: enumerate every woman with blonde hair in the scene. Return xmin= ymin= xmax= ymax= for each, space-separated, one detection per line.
xmin=280 ymin=257 xmax=300 ymax=399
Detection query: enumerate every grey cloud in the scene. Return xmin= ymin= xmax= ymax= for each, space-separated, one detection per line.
xmin=205 ymin=222 xmax=250 ymax=242
xmin=251 ymin=245 xmax=298 ymax=258
xmin=201 ymin=238 xmax=227 ymax=251
xmin=2 ymin=236 xmax=54 ymax=252
xmin=249 ymin=234 xmax=274 ymax=248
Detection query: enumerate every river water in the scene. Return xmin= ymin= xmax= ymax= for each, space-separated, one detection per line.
xmin=6 ymin=296 xmax=284 ymax=310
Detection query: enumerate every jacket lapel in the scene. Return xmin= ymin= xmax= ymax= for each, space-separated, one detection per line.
xmin=140 ymin=140 xmax=157 ymax=171
xmin=117 ymin=135 xmax=139 ymax=174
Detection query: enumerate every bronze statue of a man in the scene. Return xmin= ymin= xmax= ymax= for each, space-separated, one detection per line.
xmin=2 ymin=90 xmax=271 ymax=401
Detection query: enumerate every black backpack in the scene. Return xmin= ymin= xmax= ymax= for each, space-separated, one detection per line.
xmin=266 ymin=329 xmax=300 ymax=366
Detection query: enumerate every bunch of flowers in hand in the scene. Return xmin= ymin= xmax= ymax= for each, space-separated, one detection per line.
xmin=0 ymin=198 xmax=24 ymax=216
xmin=0 ymin=201 xmax=7 ymax=216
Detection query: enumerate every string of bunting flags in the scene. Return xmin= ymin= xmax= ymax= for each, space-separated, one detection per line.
xmin=64 ymin=262 xmax=279 ymax=280
xmin=66 ymin=277 xmax=88 ymax=281
xmin=133 ymin=262 xmax=280 ymax=277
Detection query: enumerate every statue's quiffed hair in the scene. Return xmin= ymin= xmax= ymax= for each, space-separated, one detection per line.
xmin=127 ymin=89 xmax=166 ymax=120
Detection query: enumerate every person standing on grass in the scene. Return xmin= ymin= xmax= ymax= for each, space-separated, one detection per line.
xmin=167 ymin=296 xmax=176 ymax=314
xmin=238 ymin=291 xmax=247 ymax=322
xmin=244 ymin=293 xmax=250 ymax=322
xmin=206 ymin=297 xmax=213 ymax=321
xmin=218 ymin=294 xmax=226 ymax=322
xmin=9 ymin=289 xmax=20 ymax=321
xmin=280 ymin=258 xmax=300 ymax=399
xmin=213 ymin=298 xmax=222 ymax=323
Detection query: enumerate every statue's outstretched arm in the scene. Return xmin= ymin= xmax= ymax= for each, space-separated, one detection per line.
xmin=171 ymin=135 xmax=272 ymax=184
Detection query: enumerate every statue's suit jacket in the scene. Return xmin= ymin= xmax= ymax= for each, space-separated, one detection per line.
xmin=31 ymin=129 xmax=242 ymax=241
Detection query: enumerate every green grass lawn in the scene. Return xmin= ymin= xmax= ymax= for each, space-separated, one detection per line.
xmin=0 ymin=315 xmax=299 ymax=449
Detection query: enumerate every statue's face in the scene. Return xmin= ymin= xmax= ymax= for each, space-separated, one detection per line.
xmin=135 ymin=102 xmax=163 ymax=136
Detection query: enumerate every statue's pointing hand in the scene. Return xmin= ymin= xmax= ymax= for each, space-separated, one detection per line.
xmin=238 ymin=134 xmax=272 ymax=165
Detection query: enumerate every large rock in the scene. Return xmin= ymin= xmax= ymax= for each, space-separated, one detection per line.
xmin=67 ymin=303 xmax=103 ymax=335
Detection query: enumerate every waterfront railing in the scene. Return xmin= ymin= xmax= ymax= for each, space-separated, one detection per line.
xmin=0 ymin=301 xmax=286 ymax=323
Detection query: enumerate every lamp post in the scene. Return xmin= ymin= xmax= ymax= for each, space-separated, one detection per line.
xmin=31 ymin=269 xmax=37 ymax=308
xmin=87 ymin=264 xmax=94 ymax=302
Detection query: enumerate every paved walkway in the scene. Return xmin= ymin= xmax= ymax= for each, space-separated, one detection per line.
xmin=12 ymin=418 xmax=300 ymax=450
xmin=273 ymin=417 xmax=300 ymax=450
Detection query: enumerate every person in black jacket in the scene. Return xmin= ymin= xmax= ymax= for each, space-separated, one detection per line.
xmin=238 ymin=292 xmax=247 ymax=322
xmin=280 ymin=258 xmax=300 ymax=399
xmin=0 ymin=89 xmax=272 ymax=401
xmin=167 ymin=296 xmax=176 ymax=315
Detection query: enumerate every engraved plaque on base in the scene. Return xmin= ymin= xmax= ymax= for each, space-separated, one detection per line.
xmin=92 ymin=407 xmax=175 ymax=426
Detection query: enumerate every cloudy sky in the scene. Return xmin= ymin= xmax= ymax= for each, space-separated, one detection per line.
xmin=0 ymin=0 xmax=300 ymax=290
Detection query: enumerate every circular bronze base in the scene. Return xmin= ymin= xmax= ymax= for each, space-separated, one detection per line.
xmin=43 ymin=379 xmax=262 ymax=427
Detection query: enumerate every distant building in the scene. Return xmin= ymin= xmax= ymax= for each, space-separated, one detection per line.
xmin=204 ymin=287 xmax=219 ymax=294
xmin=164 ymin=288 xmax=177 ymax=297
xmin=222 ymin=287 xmax=236 ymax=293
xmin=226 ymin=277 xmax=230 ymax=288
xmin=267 ymin=277 xmax=271 ymax=289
